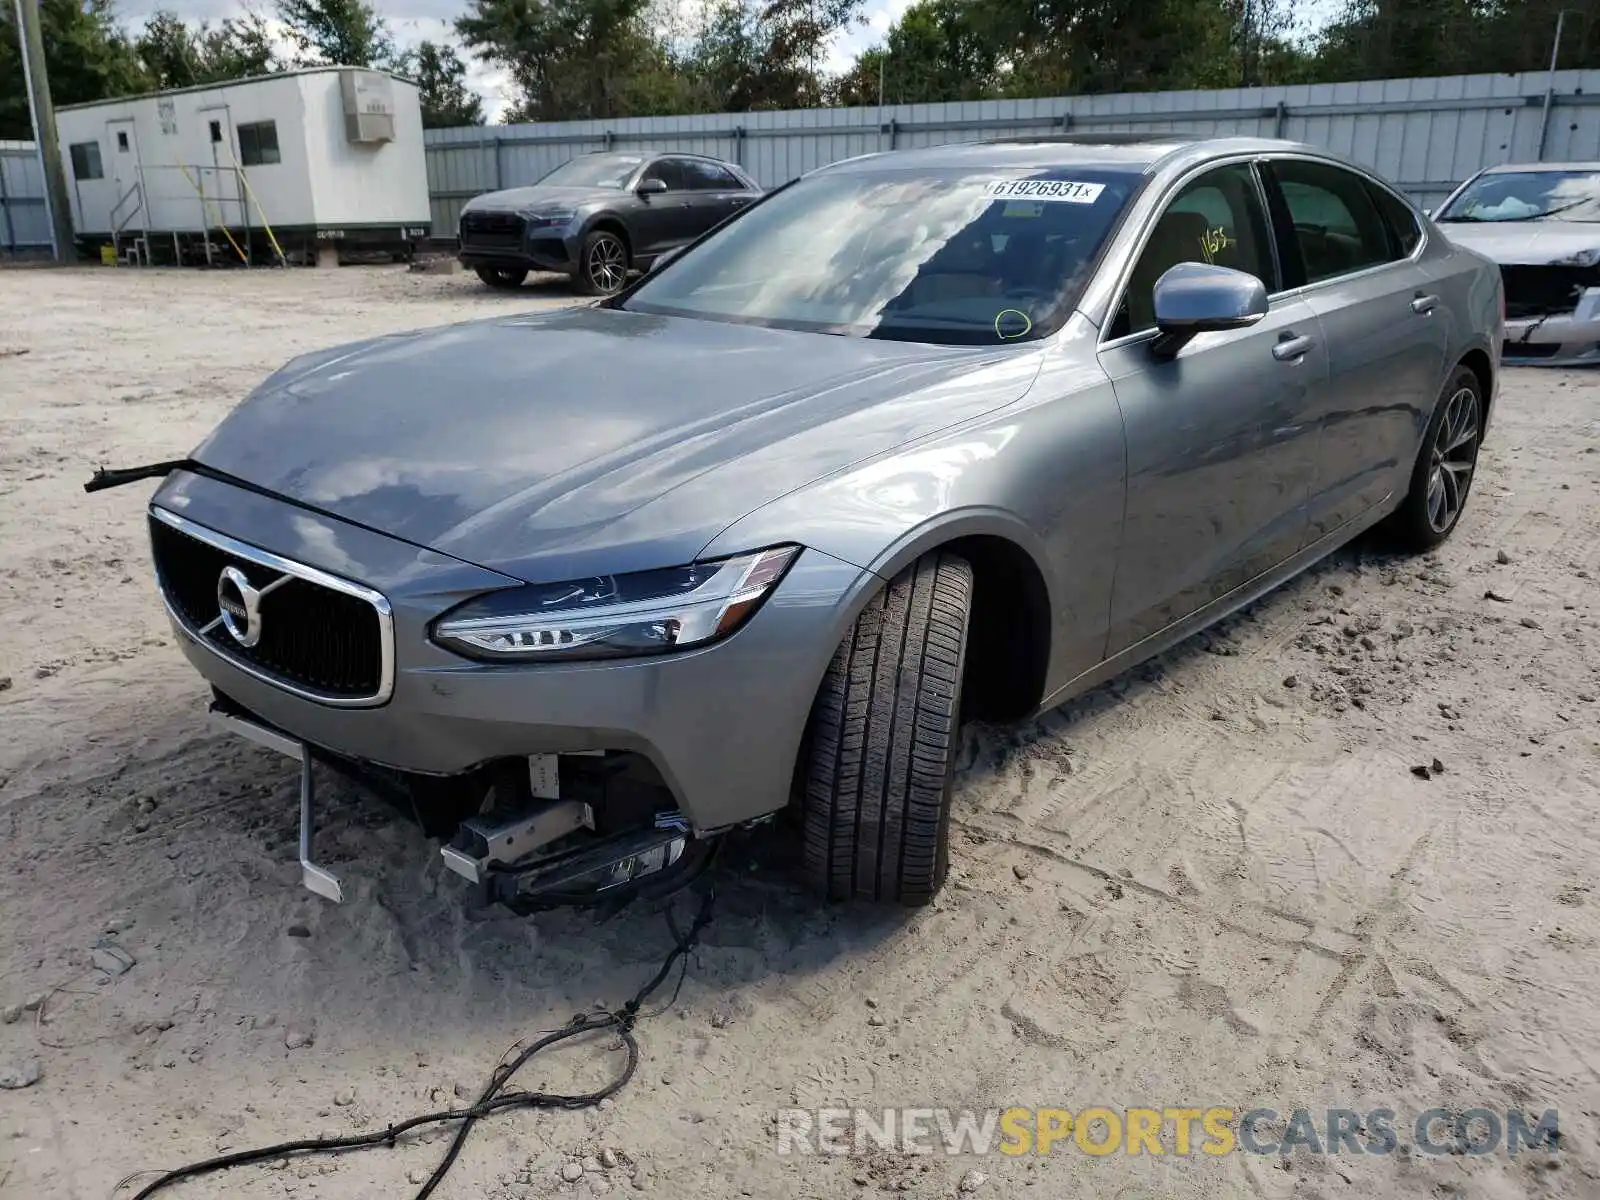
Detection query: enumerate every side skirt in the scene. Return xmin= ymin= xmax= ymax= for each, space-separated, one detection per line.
xmin=1036 ymin=494 xmax=1396 ymax=715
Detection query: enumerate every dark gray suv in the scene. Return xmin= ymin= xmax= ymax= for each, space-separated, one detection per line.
xmin=457 ymin=151 xmax=762 ymax=294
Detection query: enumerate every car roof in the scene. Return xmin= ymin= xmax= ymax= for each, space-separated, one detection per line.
xmin=574 ymin=149 xmax=740 ymax=168
xmin=812 ymin=136 xmax=1329 ymax=177
xmin=1480 ymin=161 xmax=1600 ymax=173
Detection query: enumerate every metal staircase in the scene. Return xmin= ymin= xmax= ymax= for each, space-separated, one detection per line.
xmin=109 ymin=180 xmax=148 ymax=266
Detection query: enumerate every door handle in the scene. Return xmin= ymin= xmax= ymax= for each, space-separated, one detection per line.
xmin=1411 ymin=293 xmax=1439 ymax=315
xmin=1272 ymin=333 xmax=1315 ymax=362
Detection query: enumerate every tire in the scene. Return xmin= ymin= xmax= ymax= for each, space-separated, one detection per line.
xmin=575 ymin=229 xmax=629 ymax=295
xmin=475 ymin=265 xmax=527 ymax=290
xmin=1384 ymin=364 xmax=1484 ymax=553
xmin=799 ymin=552 xmax=973 ymax=905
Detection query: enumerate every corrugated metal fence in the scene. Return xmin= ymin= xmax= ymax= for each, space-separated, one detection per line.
xmin=0 ymin=141 xmax=52 ymax=256
xmin=426 ymin=69 xmax=1600 ymax=237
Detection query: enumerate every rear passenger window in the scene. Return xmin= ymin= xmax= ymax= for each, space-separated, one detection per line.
xmin=1269 ymin=160 xmax=1396 ymax=284
xmin=680 ymin=160 xmax=741 ymax=190
xmin=1365 ymin=181 xmax=1423 ymax=257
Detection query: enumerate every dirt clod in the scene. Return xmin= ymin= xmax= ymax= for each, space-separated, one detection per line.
xmin=0 ymin=1057 xmax=42 ymax=1089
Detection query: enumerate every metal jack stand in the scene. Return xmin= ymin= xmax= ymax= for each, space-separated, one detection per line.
xmin=299 ymin=747 xmax=344 ymax=903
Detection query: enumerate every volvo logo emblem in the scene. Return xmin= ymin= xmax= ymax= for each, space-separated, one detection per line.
xmin=217 ymin=566 xmax=264 ymax=648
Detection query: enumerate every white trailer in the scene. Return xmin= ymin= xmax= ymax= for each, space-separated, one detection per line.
xmin=54 ymin=67 xmax=431 ymax=266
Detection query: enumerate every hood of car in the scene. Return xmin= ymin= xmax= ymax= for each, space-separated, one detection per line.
xmin=462 ymin=185 xmax=619 ymax=215
xmin=188 ymin=306 xmax=1041 ymax=583
xmin=1435 ymin=218 xmax=1600 ymax=265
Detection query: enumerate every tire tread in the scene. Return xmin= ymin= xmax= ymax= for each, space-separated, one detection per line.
xmin=800 ymin=553 xmax=972 ymax=904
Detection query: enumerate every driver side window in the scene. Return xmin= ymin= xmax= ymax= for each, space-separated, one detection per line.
xmin=1110 ymin=163 xmax=1275 ymax=339
xmin=646 ymin=160 xmax=689 ymax=192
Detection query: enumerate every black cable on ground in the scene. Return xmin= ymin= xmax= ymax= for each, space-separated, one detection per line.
xmin=121 ymin=881 xmax=718 ymax=1200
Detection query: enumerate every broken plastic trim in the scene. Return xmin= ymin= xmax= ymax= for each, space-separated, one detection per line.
xmin=83 ymin=458 xmax=196 ymax=493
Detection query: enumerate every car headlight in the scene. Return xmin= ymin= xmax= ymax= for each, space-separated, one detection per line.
xmin=432 ymin=546 xmax=800 ymax=662
xmin=524 ymin=210 xmax=576 ymax=229
xmin=1554 ymin=247 xmax=1600 ymax=268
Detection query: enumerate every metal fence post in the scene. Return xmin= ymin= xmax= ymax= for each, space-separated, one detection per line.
xmin=1536 ymin=9 xmax=1570 ymax=161
xmin=493 ymin=136 xmax=504 ymax=191
xmin=0 ymin=156 xmax=13 ymax=254
xmin=1275 ymin=101 xmax=1289 ymax=138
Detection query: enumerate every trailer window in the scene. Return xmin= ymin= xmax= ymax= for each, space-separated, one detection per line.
xmin=238 ymin=121 xmax=280 ymax=167
xmin=69 ymin=142 xmax=103 ymax=181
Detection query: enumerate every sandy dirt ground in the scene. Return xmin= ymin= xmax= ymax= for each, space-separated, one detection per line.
xmin=0 ymin=265 xmax=1597 ymax=1200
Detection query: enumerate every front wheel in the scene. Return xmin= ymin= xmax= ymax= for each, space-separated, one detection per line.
xmin=575 ymin=229 xmax=629 ymax=295
xmin=1384 ymin=365 xmax=1484 ymax=552
xmin=798 ymin=552 xmax=973 ymax=905
xmin=474 ymin=265 xmax=527 ymax=290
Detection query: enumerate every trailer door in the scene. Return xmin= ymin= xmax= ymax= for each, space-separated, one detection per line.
xmin=194 ymin=104 xmax=245 ymax=231
xmin=105 ymin=117 xmax=143 ymax=238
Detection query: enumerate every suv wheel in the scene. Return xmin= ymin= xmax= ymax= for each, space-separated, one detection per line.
xmin=576 ymin=229 xmax=629 ymax=295
xmin=798 ymin=552 xmax=973 ymax=905
xmin=475 ymin=265 xmax=528 ymax=290
xmin=1385 ymin=364 xmax=1484 ymax=552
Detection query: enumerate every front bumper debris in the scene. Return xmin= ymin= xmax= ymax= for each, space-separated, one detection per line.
xmin=210 ymin=699 xmax=701 ymax=907
xmin=1500 ymin=265 xmax=1600 ymax=366
xmin=210 ymin=704 xmax=345 ymax=901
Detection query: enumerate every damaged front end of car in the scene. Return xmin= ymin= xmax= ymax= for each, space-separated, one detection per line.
xmin=1499 ymin=252 xmax=1600 ymax=366
xmin=210 ymin=688 xmax=713 ymax=912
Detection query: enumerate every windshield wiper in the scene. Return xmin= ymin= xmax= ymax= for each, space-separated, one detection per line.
xmin=1496 ymin=199 xmax=1595 ymax=223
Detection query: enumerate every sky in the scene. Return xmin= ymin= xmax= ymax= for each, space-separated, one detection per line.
xmin=116 ymin=0 xmax=918 ymax=120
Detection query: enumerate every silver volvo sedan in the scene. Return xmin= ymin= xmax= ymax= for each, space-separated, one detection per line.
xmin=120 ymin=135 xmax=1503 ymax=910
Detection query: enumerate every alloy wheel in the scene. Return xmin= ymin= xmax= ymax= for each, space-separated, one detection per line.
xmin=1425 ymin=386 xmax=1480 ymax=534
xmin=586 ymin=235 xmax=626 ymax=293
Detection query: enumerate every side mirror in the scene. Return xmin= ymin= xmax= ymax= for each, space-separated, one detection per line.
xmin=1150 ymin=262 xmax=1269 ymax=359
xmin=637 ymin=177 xmax=668 ymax=196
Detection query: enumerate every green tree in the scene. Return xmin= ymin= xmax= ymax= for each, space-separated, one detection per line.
xmin=276 ymin=0 xmax=397 ymax=68
xmin=458 ymin=0 xmax=689 ymax=121
xmin=1313 ymin=0 xmax=1596 ymax=80
xmin=197 ymin=13 xmax=280 ymax=79
xmin=0 ymin=0 xmax=147 ymax=140
xmin=401 ymin=40 xmax=486 ymax=128
xmin=832 ymin=0 xmax=1000 ymax=105
xmin=135 ymin=9 xmax=279 ymax=90
xmin=680 ymin=0 xmax=866 ymax=111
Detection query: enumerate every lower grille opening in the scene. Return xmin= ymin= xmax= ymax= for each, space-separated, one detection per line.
xmin=1502 ymin=340 xmax=1561 ymax=359
xmin=1501 ymin=263 xmax=1597 ymax=320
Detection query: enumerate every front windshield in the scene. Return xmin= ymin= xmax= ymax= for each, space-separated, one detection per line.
xmin=1436 ymin=170 xmax=1600 ymax=223
xmin=621 ymin=168 xmax=1141 ymax=344
xmin=537 ymin=154 xmax=645 ymax=189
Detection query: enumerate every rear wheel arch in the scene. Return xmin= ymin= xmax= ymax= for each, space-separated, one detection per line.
xmin=1458 ymin=346 xmax=1494 ymax=432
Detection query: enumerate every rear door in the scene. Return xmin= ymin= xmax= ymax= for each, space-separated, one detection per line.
xmin=676 ymin=158 xmax=758 ymax=235
xmin=1099 ymin=160 xmax=1328 ymax=653
xmin=1260 ymin=158 xmax=1448 ymax=542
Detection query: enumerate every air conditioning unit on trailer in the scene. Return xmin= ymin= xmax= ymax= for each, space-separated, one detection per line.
xmin=340 ymin=69 xmax=396 ymax=144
